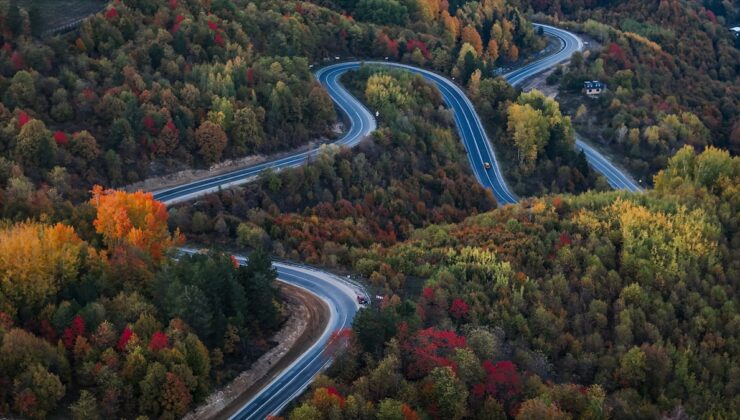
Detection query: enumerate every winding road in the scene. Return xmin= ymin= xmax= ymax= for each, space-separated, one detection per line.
xmin=154 ymin=24 xmax=639 ymax=206
xmin=233 ymin=260 xmax=362 ymax=420
xmin=154 ymin=24 xmax=642 ymax=419
xmin=176 ymin=249 xmax=365 ymax=420
xmin=509 ymin=25 xmax=642 ymax=192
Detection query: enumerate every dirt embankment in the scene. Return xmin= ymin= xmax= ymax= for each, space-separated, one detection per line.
xmin=519 ymin=67 xmax=560 ymax=98
xmin=126 ymin=154 xmax=269 ymax=194
xmin=125 ymin=124 xmax=343 ymax=194
xmin=184 ymin=282 xmax=330 ymax=420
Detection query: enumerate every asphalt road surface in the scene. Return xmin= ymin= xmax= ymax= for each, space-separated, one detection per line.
xmin=516 ymin=26 xmax=642 ymax=192
xmin=231 ymin=261 xmax=363 ymax=420
xmin=154 ymin=24 xmax=642 ymax=419
xmin=153 ymin=25 xmax=639 ymax=206
xmin=176 ymin=249 xmax=365 ymax=420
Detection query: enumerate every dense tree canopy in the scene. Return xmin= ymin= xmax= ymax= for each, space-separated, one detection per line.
xmin=279 ymin=146 xmax=739 ymax=419
xmin=0 ymin=222 xmax=90 ymax=317
xmin=533 ymin=0 xmax=739 ymax=181
xmin=0 ymin=1 xmax=736 ymax=419
xmin=171 ymin=68 xmax=498 ymax=267
xmin=0 ymin=0 xmax=544 ymax=199
xmin=0 ymin=188 xmax=282 ymax=418
xmin=91 ymin=185 xmax=182 ymax=262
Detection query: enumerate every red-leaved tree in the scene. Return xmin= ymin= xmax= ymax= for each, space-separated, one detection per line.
xmin=117 ymin=326 xmax=133 ymax=351
xmin=53 ymin=131 xmax=69 ymax=146
xmin=62 ymin=315 xmax=86 ymax=349
xmin=403 ymin=328 xmax=467 ymax=379
xmin=17 ymin=111 xmax=29 ymax=128
xmin=449 ymin=298 xmax=469 ymax=321
xmin=105 ymin=8 xmax=119 ymax=20
xmin=405 ymin=39 xmax=430 ymax=59
xmin=473 ymin=360 xmax=523 ymax=402
xmin=149 ymin=331 xmax=169 ymax=351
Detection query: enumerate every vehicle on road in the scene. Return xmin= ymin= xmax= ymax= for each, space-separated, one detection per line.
xmin=152 ymin=25 xmax=642 ymax=419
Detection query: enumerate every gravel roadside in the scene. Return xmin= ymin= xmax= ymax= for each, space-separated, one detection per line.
xmin=183 ymin=282 xmax=330 ymax=420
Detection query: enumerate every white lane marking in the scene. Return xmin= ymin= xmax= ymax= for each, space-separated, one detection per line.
xmin=237 ymin=263 xmax=361 ymax=419
xmin=361 ymin=61 xmax=516 ymax=204
xmin=576 ymin=138 xmax=642 ymax=192
xmin=158 ymin=25 xmax=637 ymax=207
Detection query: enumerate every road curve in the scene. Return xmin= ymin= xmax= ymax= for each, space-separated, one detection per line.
xmin=575 ymin=135 xmax=642 ymax=191
xmin=178 ymin=249 xmax=365 ymax=420
xmin=232 ymin=261 xmax=363 ymax=420
xmin=319 ymin=60 xmax=520 ymax=204
xmin=153 ymin=25 xmax=639 ymax=206
xmin=505 ymin=24 xmax=584 ymax=86
xmin=520 ymin=25 xmax=642 ymax=192
xmin=152 ymin=69 xmax=376 ymax=205
xmin=154 ymin=24 xmax=642 ymax=419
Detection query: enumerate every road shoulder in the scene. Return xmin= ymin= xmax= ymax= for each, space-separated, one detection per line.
xmin=183 ymin=281 xmax=330 ymax=420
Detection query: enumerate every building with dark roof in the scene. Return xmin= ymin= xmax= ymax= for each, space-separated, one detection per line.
xmin=583 ymin=80 xmax=606 ymax=96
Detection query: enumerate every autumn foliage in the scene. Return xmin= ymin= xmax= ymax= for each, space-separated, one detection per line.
xmin=53 ymin=131 xmax=69 ymax=146
xmin=91 ymin=186 xmax=182 ymax=261
xmin=0 ymin=222 xmax=88 ymax=316
xmin=117 ymin=326 xmax=133 ymax=351
xmin=403 ymin=328 xmax=466 ymax=379
xmin=296 ymin=145 xmax=737 ymax=419
xmin=17 ymin=111 xmax=29 ymax=128
xmin=449 ymin=298 xmax=469 ymax=320
xmin=473 ymin=361 xmax=522 ymax=401
xmin=148 ymin=331 xmax=169 ymax=351
xmin=62 ymin=315 xmax=86 ymax=349
xmin=104 ymin=7 xmax=119 ymax=21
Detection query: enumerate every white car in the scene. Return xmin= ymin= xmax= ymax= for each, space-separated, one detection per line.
xmin=483 ymin=162 xmax=491 ymax=170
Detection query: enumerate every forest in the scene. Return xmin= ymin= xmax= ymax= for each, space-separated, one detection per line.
xmin=0 ymin=0 xmax=551 ymax=417
xmin=472 ymin=83 xmax=604 ymax=195
xmin=165 ymin=46 xmax=740 ymax=418
xmin=0 ymin=186 xmax=282 ymax=418
xmin=169 ymin=67 xmax=498 ymax=268
xmin=0 ymin=0 xmax=553 ymax=416
xmin=171 ymin=64 xmax=612 ymax=262
xmin=281 ymin=145 xmax=739 ymax=419
xmin=0 ymin=0 xmax=737 ymax=418
xmin=529 ymin=0 xmax=739 ymax=183
xmin=0 ymin=0 xmax=546 ymax=200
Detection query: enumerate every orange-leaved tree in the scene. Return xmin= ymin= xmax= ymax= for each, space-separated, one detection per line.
xmin=90 ymin=186 xmax=182 ymax=262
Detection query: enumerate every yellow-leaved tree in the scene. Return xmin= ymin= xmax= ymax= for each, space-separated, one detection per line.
xmin=507 ymin=103 xmax=548 ymax=174
xmin=0 ymin=222 xmax=87 ymax=315
xmin=575 ymin=197 xmax=720 ymax=282
xmin=365 ymin=73 xmax=410 ymax=111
